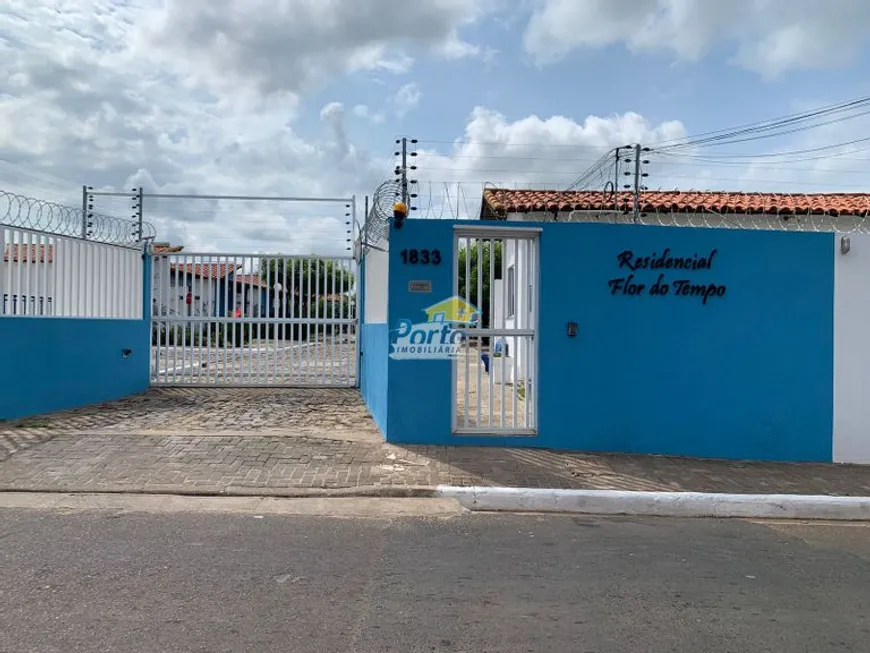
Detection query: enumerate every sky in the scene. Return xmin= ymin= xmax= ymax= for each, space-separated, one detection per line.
xmin=3 ymin=0 xmax=870 ymax=253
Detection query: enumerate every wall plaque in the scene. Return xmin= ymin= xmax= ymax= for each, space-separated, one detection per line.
xmin=408 ymin=280 xmax=432 ymax=293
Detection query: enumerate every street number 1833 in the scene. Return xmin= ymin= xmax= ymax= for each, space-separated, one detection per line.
xmin=400 ymin=249 xmax=441 ymax=265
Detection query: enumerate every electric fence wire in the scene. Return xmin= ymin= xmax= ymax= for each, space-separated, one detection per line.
xmin=652 ymin=96 xmax=870 ymax=153
xmin=565 ymin=151 xmax=617 ymax=191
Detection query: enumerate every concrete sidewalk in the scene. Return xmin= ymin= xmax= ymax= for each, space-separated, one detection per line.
xmin=3 ymin=388 xmax=870 ymax=510
xmin=3 ymin=427 xmax=870 ymax=498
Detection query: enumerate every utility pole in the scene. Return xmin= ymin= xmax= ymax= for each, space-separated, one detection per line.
xmin=81 ymin=185 xmax=90 ymax=239
xmin=632 ymin=143 xmax=641 ymax=223
xmin=393 ymin=137 xmax=418 ymax=215
xmin=622 ymin=144 xmax=650 ymax=223
xmin=400 ymin=137 xmax=409 ymax=206
xmin=613 ymin=147 xmax=622 ymax=213
xmin=132 ymin=187 xmax=144 ymax=241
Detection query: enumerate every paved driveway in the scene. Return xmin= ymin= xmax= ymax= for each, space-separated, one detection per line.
xmin=1 ymin=388 xmax=381 ymax=439
xmin=151 ymin=337 xmax=357 ymax=386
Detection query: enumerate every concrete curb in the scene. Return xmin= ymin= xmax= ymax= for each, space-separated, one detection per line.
xmin=0 ymin=485 xmax=437 ymax=500
xmin=435 ymin=486 xmax=870 ymax=521
xmin=5 ymin=485 xmax=870 ymax=520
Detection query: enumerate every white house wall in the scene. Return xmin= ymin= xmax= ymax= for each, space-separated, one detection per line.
xmin=495 ymin=237 xmax=534 ymax=384
xmin=834 ymin=233 xmax=870 ymax=464
xmin=491 ymin=278 xmax=504 ymax=329
xmin=151 ymin=265 xmax=220 ymax=317
xmin=364 ymin=245 xmax=389 ymax=324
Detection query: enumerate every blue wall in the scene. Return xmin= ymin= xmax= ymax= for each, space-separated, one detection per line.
xmin=385 ymin=219 xmax=835 ymax=462
xmin=386 ymin=223 xmax=456 ymax=445
xmin=0 ymin=247 xmax=152 ymax=422
xmin=360 ymin=323 xmax=389 ymax=435
xmin=0 ymin=317 xmax=151 ymax=421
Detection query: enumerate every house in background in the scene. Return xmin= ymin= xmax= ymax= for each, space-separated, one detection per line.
xmin=151 ymin=242 xmax=273 ymax=318
xmin=2 ymin=243 xmax=55 ymax=315
xmin=232 ymin=274 xmax=267 ymax=317
xmin=150 ymin=242 xmax=354 ymax=321
xmin=153 ymin=259 xmax=243 ymax=318
xmin=152 ymin=242 xmax=239 ymax=317
xmin=482 ymin=188 xmax=870 ymax=387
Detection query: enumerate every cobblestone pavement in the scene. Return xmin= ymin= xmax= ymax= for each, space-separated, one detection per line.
xmin=0 ymin=387 xmax=377 ymax=437
xmin=3 ymin=430 xmax=870 ymax=496
xmin=3 ymin=388 xmax=870 ymax=496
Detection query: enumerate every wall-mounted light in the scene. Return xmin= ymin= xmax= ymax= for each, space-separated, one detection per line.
xmin=841 ymin=236 xmax=851 ymax=255
xmin=121 ymin=348 xmax=132 ymax=358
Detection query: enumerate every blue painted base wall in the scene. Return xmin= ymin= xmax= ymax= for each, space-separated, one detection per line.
xmin=0 ymin=318 xmax=150 ymax=421
xmin=385 ymin=219 xmax=835 ymax=463
xmin=360 ymin=323 xmax=389 ymax=436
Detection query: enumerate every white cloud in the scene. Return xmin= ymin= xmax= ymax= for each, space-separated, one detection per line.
xmin=2 ymin=0 xmax=866 ymax=255
xmin=0 ymin=0 xmax=497 ymax=253
xmin=393 ymin=83 xmax=422 ymax=117
xmin=406 ymin=105 xmax=870 ymax=219
xmin=136 ymin=0 xmax=495 ymax=98
xmin=523 ymin=0 xmax=870 ymax=77
xmin=352 ymin=104 xmax=386 ymax=124
xmin=408 ymin=107 xmax=688 ymax=218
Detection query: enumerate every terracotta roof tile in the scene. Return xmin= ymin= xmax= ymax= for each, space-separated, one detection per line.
xmin=481 ymin=189 xmax=870 ymax=218
xmin=234 ymin=274 xmax=267 ymax=288
xmin=3 ymin=244 xmax=54 ymax=263
xmin=169 ymin=263 xmax=241 ymax=279
xmin=153 ymin=243 xmax=184 ymax=254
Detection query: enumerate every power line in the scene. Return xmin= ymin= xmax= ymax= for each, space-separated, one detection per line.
xmin=408 ymin=94 xmax=870 ymax=204
xmin=653 ymin=95 xmax=870 ymax=152
xmin=653 ymin=139 xmax=870 ymax=162
xmin=416 ymin=139 xmax=613 ymax=150
xmin=416 ymin=162 xmax=870 ymax=176
xmin=419 ymin=153 xmax=609 ymax=161
xmin=409 ymin=176 xmax=870 ymax=190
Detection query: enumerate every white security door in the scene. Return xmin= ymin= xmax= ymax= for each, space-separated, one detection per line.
xmin=452 ymin=225 xmax=540 ymax=435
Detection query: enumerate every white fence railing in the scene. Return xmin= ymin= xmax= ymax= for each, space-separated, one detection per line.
xmin=0 ymin=226 xmax=143 ymax=319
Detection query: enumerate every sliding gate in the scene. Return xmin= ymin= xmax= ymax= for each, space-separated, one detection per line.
xmin=150 ymin=252 xmax=358 ymax=387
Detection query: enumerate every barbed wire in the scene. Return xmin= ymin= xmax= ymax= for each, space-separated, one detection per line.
xmin=565 ymin=208 xmax=870 ymax=234
xmin=0 ymin=189 xmax=156 ymax=245
xmin=363 ymin=177 xmax=870 ymax=234
xmin=363 ymin=179 xmax=401 ymax=249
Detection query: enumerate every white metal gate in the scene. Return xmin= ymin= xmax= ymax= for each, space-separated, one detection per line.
xmin=150 ymin=252 xmax=358 ymax=387
xmin=452 ymin=225 xmax=540 ymax=435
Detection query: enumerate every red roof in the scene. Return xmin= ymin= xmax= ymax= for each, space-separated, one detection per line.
xmin=169 ymin=263 xmax=241 ymax=279
xmin=153 ymin=243 xmax=184 ymax=254
xmin=234 ymin=274 xmax=267 ymax=288
xmin=481 ymin=189 xmax=870 ymax=218
xmin=3 ymin=244 xmax=54 ymax=263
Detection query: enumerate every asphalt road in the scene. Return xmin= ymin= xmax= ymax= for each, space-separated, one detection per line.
xmin=1 ymin=506 xmax=869 ymax=653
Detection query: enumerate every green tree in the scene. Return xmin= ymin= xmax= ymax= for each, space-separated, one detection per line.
xmin=259 ymin=258 xmax=356 ymax=340
xmin=457 ymin=240 xmax=502 ymax=330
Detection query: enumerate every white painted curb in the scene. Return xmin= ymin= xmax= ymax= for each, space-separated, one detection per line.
xmin=435 ymin=486 xmax=870 ymax=520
